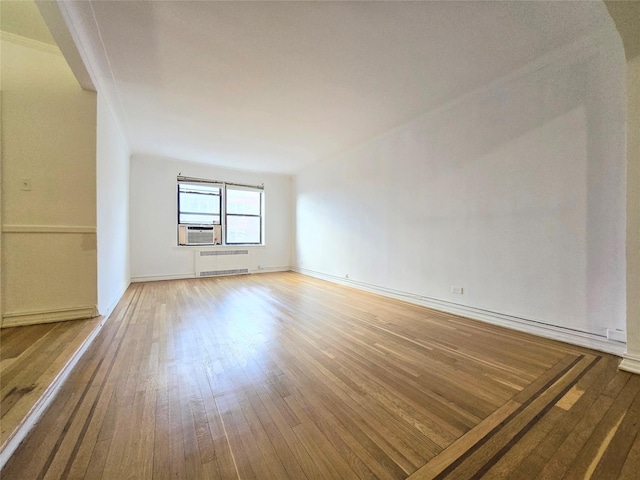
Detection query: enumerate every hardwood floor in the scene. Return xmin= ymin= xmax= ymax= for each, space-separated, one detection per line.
xmin=1 ymin=272 xmax=638 ymax=479
xmin=0 ymin=315 xmax=102 ymax=456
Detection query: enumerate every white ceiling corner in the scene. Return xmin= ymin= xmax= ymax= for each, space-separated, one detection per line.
xmin=56 ymin=0 xmax=612 ymax=174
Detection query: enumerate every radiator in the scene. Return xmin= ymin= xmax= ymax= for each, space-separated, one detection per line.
xmin=195 ymin=249 xmax=250 ymax=277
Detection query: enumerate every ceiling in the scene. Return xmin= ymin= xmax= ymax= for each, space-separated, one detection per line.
xmin=51 ymin=0 xmax=612 ymax=174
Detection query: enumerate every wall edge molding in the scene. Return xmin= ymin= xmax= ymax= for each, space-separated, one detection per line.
xmin=306 ymin=26 xmax=615 ymax=171
xmin=293 ymin=267 xmax=627 ymax=357
xmin=0 ymin=31 xmax=62 ymax=56
xmin=2 ymin=225 xmax=96 ymax=234
xmin=619 ymin=353 xmax=640 ymax=375
xmin=0 ymin=313 xmax=108 ymax=470
xmin=35 ymin=0 xmax=96 ymax=91
xmin=2 ymin=306 xmax=98 ymax=328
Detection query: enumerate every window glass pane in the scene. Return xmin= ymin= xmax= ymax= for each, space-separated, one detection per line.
xmin=179 ymin=213 xmax=220 ymax=225
xmin=179 ymin=192 xmax=220 ymax=215
xmin=226 ymin=216 xmax=261 ymax=243
xmin=226 ymin=189 xmax=261 ymax=215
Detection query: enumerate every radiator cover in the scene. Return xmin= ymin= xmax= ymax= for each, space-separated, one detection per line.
xmin=195 ymin=249 xmax=250 ymax=277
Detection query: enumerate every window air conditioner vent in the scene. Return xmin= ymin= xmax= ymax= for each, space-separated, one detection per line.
xmin=178 ymin=224 xmax=221 ymax=245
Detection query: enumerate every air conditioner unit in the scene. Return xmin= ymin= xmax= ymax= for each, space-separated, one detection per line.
xmin=178 ymin=224 xmax=221 ymax=245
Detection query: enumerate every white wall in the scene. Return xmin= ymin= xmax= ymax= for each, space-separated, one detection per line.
xmin=1 ymin=33 xmax=98 ymax=326
xmin=96 ymin=94 xmax=130 ymax=316
xmin=294 ymin=30 xmax=627 ymax=349
xmin=130 ymin=154 xmax=292 ymax=281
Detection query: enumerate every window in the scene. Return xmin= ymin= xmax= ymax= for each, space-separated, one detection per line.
xmin=225 ymin=187 xmax=262 ymax=244
xmin=178 ymin=183 xmax=221 ymax=225
xmin=177 ymin=178 xmax=263 ymax=246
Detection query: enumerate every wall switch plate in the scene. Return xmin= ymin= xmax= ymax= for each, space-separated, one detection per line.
xmin=451 ymin=285 xmax=463 ymax=294
xmin=20 ymin=177 xmax=32 ymax=191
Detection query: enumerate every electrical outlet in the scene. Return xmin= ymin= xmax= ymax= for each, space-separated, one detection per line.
xmin=345 ymin=274 xmax=349 ymax=279
xmin=451 ymin=285 xmax=463 ymax=294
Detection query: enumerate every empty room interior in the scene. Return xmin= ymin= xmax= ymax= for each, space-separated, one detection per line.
xmin=2 ymin=0 xmax=640 ymax=478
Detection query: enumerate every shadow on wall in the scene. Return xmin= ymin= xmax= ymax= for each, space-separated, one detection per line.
xmin=295 ymin=28 xmax=626 ymax=337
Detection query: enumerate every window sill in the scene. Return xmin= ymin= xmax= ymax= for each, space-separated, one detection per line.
xmin=176 ymin=244 xmax=266 ymax=248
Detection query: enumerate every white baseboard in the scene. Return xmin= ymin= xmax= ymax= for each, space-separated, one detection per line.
xmin=0 ymin=314 xmax=108 ymax=470
xmin=132 ymin=267 xmax=292 ymax=283
xmin=131 ymin=273 xmax=195 ymax=283
xmin=293 ymin=267 xmax=626 ymax=357
xmin=250 ymin=266 xmax=291 ymax=274
xmin=619 ymin=353 xmax=640 ymax=375
xmin=1 ymin=306 xmax=98 ymax=328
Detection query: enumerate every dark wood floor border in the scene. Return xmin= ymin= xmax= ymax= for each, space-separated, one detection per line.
xmin=35 ymin=284 xmax=143 ymax=480
xmin=467 ymin=355 xmax=600 ymax=479
xmin=409 ymin=354 xmax=600 ymax=479
xmin=0 ymin=318 xmax=107 ymax=471
xmin=4 ymin=273 xmax=631 ymax=480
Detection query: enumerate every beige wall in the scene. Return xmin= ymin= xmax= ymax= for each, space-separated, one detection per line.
xmin=622 ymin=54 xmax=640 ymax=371
xmin=1 ymin=33 xmax=97 ymax=326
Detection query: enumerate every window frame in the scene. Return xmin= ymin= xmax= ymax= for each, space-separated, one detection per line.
xmin=224 ymin=186 xmax=263 ymax=245
xmin=177 ymin=177 xmax=264 ymax=247
xmin=177 ymin=182 xmax=222 ymax=226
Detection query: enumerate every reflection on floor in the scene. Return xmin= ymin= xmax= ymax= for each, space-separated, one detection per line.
xmin=2 ymin=272 xmax=638 ymax=479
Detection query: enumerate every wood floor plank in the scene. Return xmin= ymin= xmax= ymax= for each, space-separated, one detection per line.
xmin=618 ymin=421 xmax=640 ymax=480
xmin=2 ymin=387 xmax=85 ymax=480
xmin=65 ymin=378 xmax=120 ymax=479
xmin=563 ymin=375 xmax=640 ymax=480
xmin=285 ymin=380 xmax=401 ymax=480
xmin=424 ymin=355 xmax=598 ymax=479
xmin=481 ymin=353 xmax=615 ymax=479
xmin=252 ymin=382 xmax=320 ymax=479
xmin=0 ymin=317 xmax=102 ymax=450
xmin=588 ymin=388 xmax=639 ymax=480
xmin=500 ymin=359 xmax=617 ymax=477
xmin=271 ymin=333 xmax=422 ymax=474
xmin=1 ymin=272 xmax=637 ymax=479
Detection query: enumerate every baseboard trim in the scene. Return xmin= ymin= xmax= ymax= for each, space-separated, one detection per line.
xmin=619 ymin=353 xmax=640 ymax=375
xmin=131 ymin=273 xmax=195 ymax=283
xmin=293 ymin=267 xmax=626 ymax=357
xmin=1 ymin=306 xmax=98 ymax=328
xmin=0 ymin=314 xmax=108 ymax=470
xmin=250 ymin=266 xmax=292 ymax=274
xmin=132 ymin=267 xmax=292 ymax=283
